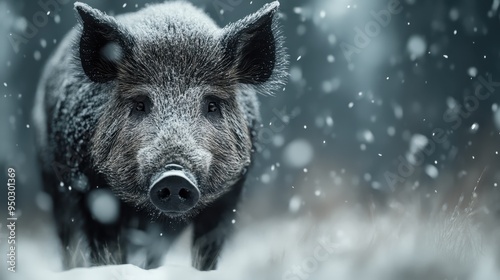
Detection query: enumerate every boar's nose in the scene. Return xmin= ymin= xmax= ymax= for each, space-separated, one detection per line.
xmin=149 ymin=166 xmax=200 ymax=213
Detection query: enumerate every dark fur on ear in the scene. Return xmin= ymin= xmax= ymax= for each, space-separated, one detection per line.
xmin=222 ymin=1 xmax=288 ymax=95
xmin=75 ymin=2 xmax=134 ymax=83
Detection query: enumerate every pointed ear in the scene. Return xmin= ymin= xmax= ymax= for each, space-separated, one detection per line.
xmin=74 ymin=2 xmax=133 ymax=83
xmin=222 ymin=1 xmax=288 ymax=90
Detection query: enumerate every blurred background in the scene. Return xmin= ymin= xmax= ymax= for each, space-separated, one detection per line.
xmin=1 ymin=0 xmax=500 ymax=277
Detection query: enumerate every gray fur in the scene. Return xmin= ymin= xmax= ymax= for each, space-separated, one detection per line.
xmin=33 ymin=0 xmax=288 ymax=269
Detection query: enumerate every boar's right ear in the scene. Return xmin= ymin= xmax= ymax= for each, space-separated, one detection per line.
xmin=74 ymin=2 xmax=133 ymax=83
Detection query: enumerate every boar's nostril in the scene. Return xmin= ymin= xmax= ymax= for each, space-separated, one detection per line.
xmin=158 ymin=188 xmax=171 ymax=200
xmin=178 ymin=188 xmax=190 ymax=200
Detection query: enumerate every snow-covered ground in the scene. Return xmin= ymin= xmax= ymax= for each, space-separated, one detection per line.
xmin=3 ymin=189 xmax=499 ymax=280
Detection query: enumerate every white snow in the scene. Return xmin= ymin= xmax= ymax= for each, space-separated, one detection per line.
xmin=87 ymin=189 xmax=120 ymax=224
xmin=449 ymin=8 xmax=460 ymax=21
xmin=469 ymin=122 xmax=479 ymax=133
xmin=325 ymin=116 xmax=334 ymax=126
xmin=34 ymin=51 xmax=41 ymax=61
xmin=289 ymin=66 xmax=303 ymax=83
xmin=35 ymin=192 xmax=52 ymax=212
xmin=387 ymin=126 xmax=396 ymax=136
xmin=327 ymin=54 xmax=335 ymax=63
xmin=409 ymin=134 xmax=428 ymax=153
xmin=467 ymin=67 xmax=478 ymax=77
xmin=407 ymin=134 xmax=429 ymax=164
xmin=101 ymin=42 xmax=123 ymax=63
xmin=393 ymin=103 xmax=403 ymax=119
xmin=327 ymin=34 xmax=337 ymax=45
xmin=425 ymin=164 xmax=439 ymax=179
xmin=260 ymin=173 xmax=271 ymax=184
xmin=322 ymin=80 xmax=334 ymax=93
xmin=288 ymin=195 xmax=302 ymax=212
xmin=359 ymin=129 xmax=374 ymax=143
xmin=407 ymin=35 xmax=427 ymax=60
xmin=272 ymin=134 xmax=285 ymax=147
xmin=283 ymin=139 xmax=314 ymax=168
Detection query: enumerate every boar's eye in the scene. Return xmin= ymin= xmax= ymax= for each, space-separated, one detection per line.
xmin=136 ymin=102 xmax=145 ymax=112
xmin=208 ymin=102 xmax=218 ymax=113
xmin=130 ymin=96 xmax=151 ymax=117
xmin=204 ymin=96 xmax=222 ymax=120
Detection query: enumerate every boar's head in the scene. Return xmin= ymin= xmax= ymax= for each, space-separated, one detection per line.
xmin=74 ymin=1 xmax=287 ymax=218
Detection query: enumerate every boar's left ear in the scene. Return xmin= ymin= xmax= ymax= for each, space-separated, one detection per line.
xmin=222 ymin=1 xmax=288 ymax=92
xmin=75 ymin=2 xmax=133 ymax=83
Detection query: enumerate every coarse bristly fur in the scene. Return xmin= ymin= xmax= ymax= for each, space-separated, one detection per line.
xmin=32 ymin=0 xmax=288 ymax=271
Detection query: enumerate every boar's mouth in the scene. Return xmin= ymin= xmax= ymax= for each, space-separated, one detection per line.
xmin=148 ymin=164 xmax=200 ymax=215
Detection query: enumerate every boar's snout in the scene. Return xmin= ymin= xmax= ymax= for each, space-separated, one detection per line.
xmin=149 ymin=164 xmax=200 ymax=214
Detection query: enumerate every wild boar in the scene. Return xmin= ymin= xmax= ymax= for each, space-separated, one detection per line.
xmin=33 ymin=0 xmax=287 ymax=271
